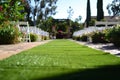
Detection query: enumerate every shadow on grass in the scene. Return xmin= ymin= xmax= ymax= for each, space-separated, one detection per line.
xmin=115 ymin=53 xmax=120 ymax=56
xmin=99 ymin=45 xmax=117 ymax=50
xmin=32 ymin=64 xmax=120 ymax=80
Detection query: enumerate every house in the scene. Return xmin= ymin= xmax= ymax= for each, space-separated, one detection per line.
xmin=84 ymin=16 xmax=120 ymax=27
xmin=91 ymin=16 xmax=120 ymax=22
xmin=93 ymin=16 xmax=120 ymax=27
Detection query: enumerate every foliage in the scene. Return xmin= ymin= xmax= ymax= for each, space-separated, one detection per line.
xmin=80 ymin=34 xmax=88 ymax=41
xmin=43 ymin=36 xmax=48 ymax=40
xmin=30 ymin=33 xmax=38 ymax=42
xmin=32 ymin=0 xmax=58 ymax=25
xmin=89 ymin=18 xmax=105 ymax=26
xmin=91 ymin=31 xmax=108 ymax=43
xmin=0 ymin=0 xmax=26 ymax=24
xmin=0 ymin=21 xmax=20 ymax=44
xmin=97 ymin=0 xmax=104 ymax=21
xmin=38 ymin=17 xmax=81 ymax=39
xmin=89 ymin=19 xmax=96 ymax=26
xmin=72 ymin=36 xmax=78 ymax=40
xmin=75 ymin=15 xmax=82 ymax=23
xmin=67 ymin=6 xmax=74 ymax=19
xmin=107 ymin=0 xmax=120 ymax=16
xmin=71 ymin=21 xmax=82 ymax=31
xmin=57 ymin=22 xmax=68 ymax=32
xmin=74 ymin=36 xmax=81 ymax=41
xmin=72 ymin=34 xmax=88 ymax=41
xmin=0 ymin=40 xmax=120 ymax=80
xmin=106 ymin=25 xmax=120 ymax=47
xmin=37 ymin=16 xmax=54 ymax=32
xmin=56 ymin=31 xmax=68 ymax=39
xmin=86 ymin=0 xmax=91 ymax=27
xmin=22 ymin=0 xmax=32 ymax=21
xmin=41 ymin=35 xmax=49 ymax=40
xmin=38 ymin=17 xmax=82 ymax=39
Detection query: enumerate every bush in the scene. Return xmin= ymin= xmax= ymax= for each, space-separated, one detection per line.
xmin=30 ymin=33 xmax=38 ymax=42
xmin=43 ymin=36 xmax=47 ymax=40
xmin=106 ymin=25 xmax=120 ymax=47
xmin=76 ymin=36 xmax=81 ymax=41
xmin=91 ymin=31 xmax=108 ymax=43
xmin=43 ymin=36 xmax=49 ymax=40
xmin=72 ymin=36 xmax=76 ymax=40
xmin=0 ymin=21 xmax=20 ymax=44
xmin=80 ymin=34 xmax=88 ymax=41
xmin=89 ymin=19 xmax=96 ymax=26
xmin=72 ymin=36 xmax=80 ymax=41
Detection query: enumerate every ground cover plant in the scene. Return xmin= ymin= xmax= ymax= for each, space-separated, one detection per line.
xmin=0 ymin=39 xmax=120 ymax=80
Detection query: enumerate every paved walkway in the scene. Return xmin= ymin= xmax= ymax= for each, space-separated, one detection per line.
xmin=0 ymin=40 xmax=52 ymax=60
xmin=71 ymin=40 xmax=120 ymax=57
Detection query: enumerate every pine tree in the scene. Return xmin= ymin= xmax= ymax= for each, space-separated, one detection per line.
xmin=86 ymin=0 xmax=91 ymax=27
xmin=97 ymin=0 xmax=104 ymax=21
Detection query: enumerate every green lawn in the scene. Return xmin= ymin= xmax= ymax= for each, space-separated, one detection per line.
xmin=0 ymin=39 xmax=120 ymax=80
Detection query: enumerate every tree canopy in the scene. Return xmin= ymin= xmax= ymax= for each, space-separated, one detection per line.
xmin=107 ymin=0 xmax=120 ymax=17
xmin=86 ymin=0 xmax=91 ymax=27
xmin=67 ymin=6 xmax=74 ymax=19
xmin=0 ymin=0 xmax=26 ymax=23
xmin=31 ymin=0 xmax=58 ymax=25
xmin=97 ymin=0 xmax=104 ymax=21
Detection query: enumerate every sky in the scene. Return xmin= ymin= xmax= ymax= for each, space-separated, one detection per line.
xmin=52 ymin=0 xmax=113 ymax=22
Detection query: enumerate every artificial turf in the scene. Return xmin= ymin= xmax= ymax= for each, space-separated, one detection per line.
xmin=0 ymin=39 xmax=120 ymax=80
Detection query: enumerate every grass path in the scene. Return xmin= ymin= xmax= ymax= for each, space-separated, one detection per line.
xmin=0 ymin=39 xmax=120 ymax=80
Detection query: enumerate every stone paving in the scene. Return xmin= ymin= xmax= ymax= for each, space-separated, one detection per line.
xmin=0 ymin=40 xmax=51 ymax=60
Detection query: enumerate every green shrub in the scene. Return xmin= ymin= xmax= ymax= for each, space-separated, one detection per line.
xmin=106 ymin=25 xmax=120 ymax=47
xmin=72 ymin=36 xmax=80 ymax=41
xmin=91 ymin=31 xmax=108 ymax=43
xmin=44 ymin=36 xmax=49 ymax=40
xmin=72 ymin=36 xmax=76 ymax=40
xmin=89 ymin=19 xmax=96 ymax=26
xmin=41 ymin=35 xmax=44 ymax=41
xmin=0 ymin=21 xmax=20 ymax=44
xmin=74 ymin=36 xmax=80 ymax=41
xmin=80 ymin=34 xmax=88 ymax=41
xmin=76 ymin=36 xmax=81 ymax=41
xmin=30 ymin=33 xmax=38 ymax=42
xmin=44 ymin=36 xmax=47 ymax=40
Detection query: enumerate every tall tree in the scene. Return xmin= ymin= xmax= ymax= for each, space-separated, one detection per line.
xmin=67 ymin=6 xmax=74 ymax=19
xmin=107 ymin=0 xmax=120 ymax=17
xmin=31 ymin=0 xmax=58 ymax=26
xmin=22 ymin=0 xmax=31 ymax=21
xmin=86 ymin=0 xmax=91 ymax=27
xmin=97 ymin=0 xmax=104 ymax=21
xmin=75 ymin=15 xmax=82 ymax=23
